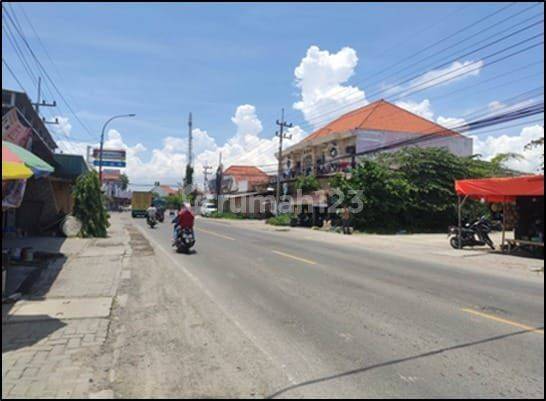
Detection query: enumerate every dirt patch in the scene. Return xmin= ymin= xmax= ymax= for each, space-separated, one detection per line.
xmin=126 ymin=226 xmax=154 ymax=256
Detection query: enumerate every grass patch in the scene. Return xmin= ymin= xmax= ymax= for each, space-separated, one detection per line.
xmin=205 ymin=211 xmax=246 ymax=220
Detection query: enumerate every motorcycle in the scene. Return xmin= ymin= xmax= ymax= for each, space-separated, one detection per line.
xmin=174 ymin=227 xmax=195 ymax=253
xmin=448 ymin=216 xmax=495 ymax=250
xmin=147 ymin=214 xmax=157 ymax=229
xmin=156 ymin=208 xmax=165 ymax=223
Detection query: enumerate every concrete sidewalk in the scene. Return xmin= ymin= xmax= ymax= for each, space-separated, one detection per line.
xmin=2 ymin=214 xmax=130 ymax=399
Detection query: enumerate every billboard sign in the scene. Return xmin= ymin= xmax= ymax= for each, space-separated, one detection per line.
xmin=93 ymin=160 xmax=126 ymax=167
xmin=92 ymin=148 xmax=126 ymax=161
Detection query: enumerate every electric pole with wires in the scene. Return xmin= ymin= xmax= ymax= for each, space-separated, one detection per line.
xmin=275 ymin=108 xmax=293 ymax=215
xmin=32 ymin=77 xmax=59 ymax=125
xmin=215 ymin=152 xmax=223 ymax=211
xmin=184 ymin=112 xmax=194 ymax=195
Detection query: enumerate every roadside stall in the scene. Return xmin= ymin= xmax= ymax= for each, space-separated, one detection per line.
xmin=2 ymin=141 xmax=54 ymax=299
xmin=455 ymin=175 xmax=544 ymax=256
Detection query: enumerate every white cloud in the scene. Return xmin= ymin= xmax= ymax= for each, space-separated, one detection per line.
xmin=51 ymin=116 xmax=72 ymax=137
xmin=472 ymin=124 xmax=544 ymax=173
xmin=488 ymin=101 xmax=506 ymax=112
xmin=436 ymin=116 xmax=468 ymax=130
xmin=409 ymin=60 xmax=484 ymax=93
xmin=394 ymin=98 xmax=468 ymax=131
xmin=395 ymin=99 xmax=434 ymax=120
xmin=56 ymin=105 xmax=307 ymax=188
xmin=293 ymin=46 xmax=367 ymax=128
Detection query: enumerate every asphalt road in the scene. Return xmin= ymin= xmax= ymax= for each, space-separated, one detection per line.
xmin=134 ymin=216 xmax=544 ymax=398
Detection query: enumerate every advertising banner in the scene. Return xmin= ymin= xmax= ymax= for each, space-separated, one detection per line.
xmin=2 ymin=108 xmax=32 ymax=148
xmin=2 ymin=108 xmax=33 ymax=209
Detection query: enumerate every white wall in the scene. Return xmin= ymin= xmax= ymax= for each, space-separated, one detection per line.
xmin=355 ymin=129 xmax=473 ymax=157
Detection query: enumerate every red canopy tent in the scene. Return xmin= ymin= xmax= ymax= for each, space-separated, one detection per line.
xmin=454 ymin=175 xmax=544 ymax=251
xmin=455 ymin=175 xmax=544 ymax=203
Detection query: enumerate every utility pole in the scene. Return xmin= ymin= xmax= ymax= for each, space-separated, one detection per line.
xmin=215 ymin=152 xmax=223 ymax=210
xmin=188 ymin=112 xmax=193 ymax=167
xmin=203 ymin=165 xmax=212 ymax=193
xmin=32 ymin=77 xmax=58 ymax=125
xmin=184 ymin=112 xmax=194 ymax=194
xmin=275 ymin=108 xmax=293 ymax=215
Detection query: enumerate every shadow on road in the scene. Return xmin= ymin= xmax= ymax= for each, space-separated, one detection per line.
xmin=2 ymin=315 xmax=67 ymax=354
xmin=266 ymin=327 xmax=544 ymax=399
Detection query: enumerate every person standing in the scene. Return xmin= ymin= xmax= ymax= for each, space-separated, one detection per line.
xmin=342 ymin=206 xmax=351 ymax=235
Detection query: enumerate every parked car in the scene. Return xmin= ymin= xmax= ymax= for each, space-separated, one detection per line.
xmin=200 ymin=202 xmax=217 ymax=216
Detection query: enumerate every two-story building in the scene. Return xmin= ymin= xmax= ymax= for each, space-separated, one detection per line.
xmin=280 ymin=99 xmax=473 ymax=179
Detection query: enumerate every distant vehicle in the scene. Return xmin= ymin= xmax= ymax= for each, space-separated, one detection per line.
xmin=147 ymin=213 xmax=157 ymax=229
xmin=200 ymin=202 xmax=217 ymax=216
xmin=131 ymin=191 xmax=153 ymax=218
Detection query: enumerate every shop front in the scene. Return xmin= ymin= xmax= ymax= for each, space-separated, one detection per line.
xmin=455 ymin=175 xmax=544 ymax=257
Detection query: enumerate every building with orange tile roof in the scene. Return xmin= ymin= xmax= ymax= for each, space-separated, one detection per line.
xmin=281 ymin=99 xmax=473 ymax=178
xmin=223 ymin=165 xmax=271 ymax=193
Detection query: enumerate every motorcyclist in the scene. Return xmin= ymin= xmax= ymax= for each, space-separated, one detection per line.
xmin=172 ymin=202 xmax=195 ymax=243
xmin=146 ymin=203 xmax=157 ymax=224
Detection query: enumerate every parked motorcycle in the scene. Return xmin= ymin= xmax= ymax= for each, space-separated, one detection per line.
xmin=448 ymin=216 xmax=495 ymax=250
xmin=174 ymin=228 xmax=195 ymax=253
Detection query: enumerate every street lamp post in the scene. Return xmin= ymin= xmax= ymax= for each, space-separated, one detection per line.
xmin=98 ymin=114 xmax=136 ymax=184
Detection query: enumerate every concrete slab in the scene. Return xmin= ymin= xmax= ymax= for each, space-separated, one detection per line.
xmin=6 ymin=297 xmax=112 ymax=322
xmin=80 ymin=246 xmax=126 ymax=257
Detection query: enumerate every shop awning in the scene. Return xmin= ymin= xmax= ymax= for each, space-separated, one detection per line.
xmin=455 ymin=175 xmax=544 ymax=203
xmin=3 ymin=140 xmax=54 ymax=177
xmin=2 ymin=144 xmax=33 ymax=180
xmin=52 ymin=153 xmax=90 ymax=180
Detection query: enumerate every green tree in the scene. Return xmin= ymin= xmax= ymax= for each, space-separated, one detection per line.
xmin=525 ymin=136 xmax=544 ymax=172
xmin=295 ymin=175 xmax=320 ymax=193
xmin=378 ymin=148 xmax=471 ymax=230
xmin=119 ymin=173 xmax=129 ymax=191
xmin=72 ymin=171 xmax=110 ymax=237
xmin=330 ymin=159 xmax=410 ymax=230
xmin=489 ymin=152 xmax=524 ymax=176
xmin=184 ymin=165 xmax=194 ymax=192
xmin=165 ymin=192 xmax=186 ymax=209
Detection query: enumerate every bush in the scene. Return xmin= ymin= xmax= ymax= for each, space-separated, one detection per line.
xmin=330 ymin=147 xmax=514 ymax=233
xmin=73 ymin=171 xmax=110 ymax=237
xmin=266 ymin=213 xmax=294 ymax=226
xmin=295 ymin=175 xmax=320 ymax=193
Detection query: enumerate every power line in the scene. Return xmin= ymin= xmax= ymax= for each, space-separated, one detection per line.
xmin=355 ymin=102 xmax=544 ymax=159
xmin=3 ymin=4 xmax=99 ymax=142
xmin=2 ymin=22 xmax=39 ymax=88
xmin=2 ymin=58 xmax=27 ymax=92
xmin=297 ymin=35 xmax=544 ymax=131
xmin=17 ymin=3 xmax=65 ymax=85
xmin=290 ymin=2 xmax=527 ymax=120
xmin=301 ymin=89 xmax=545 ymax=173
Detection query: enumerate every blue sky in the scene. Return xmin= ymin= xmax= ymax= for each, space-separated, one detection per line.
xmin=2 ymin=2 xmax=544 ymax=185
